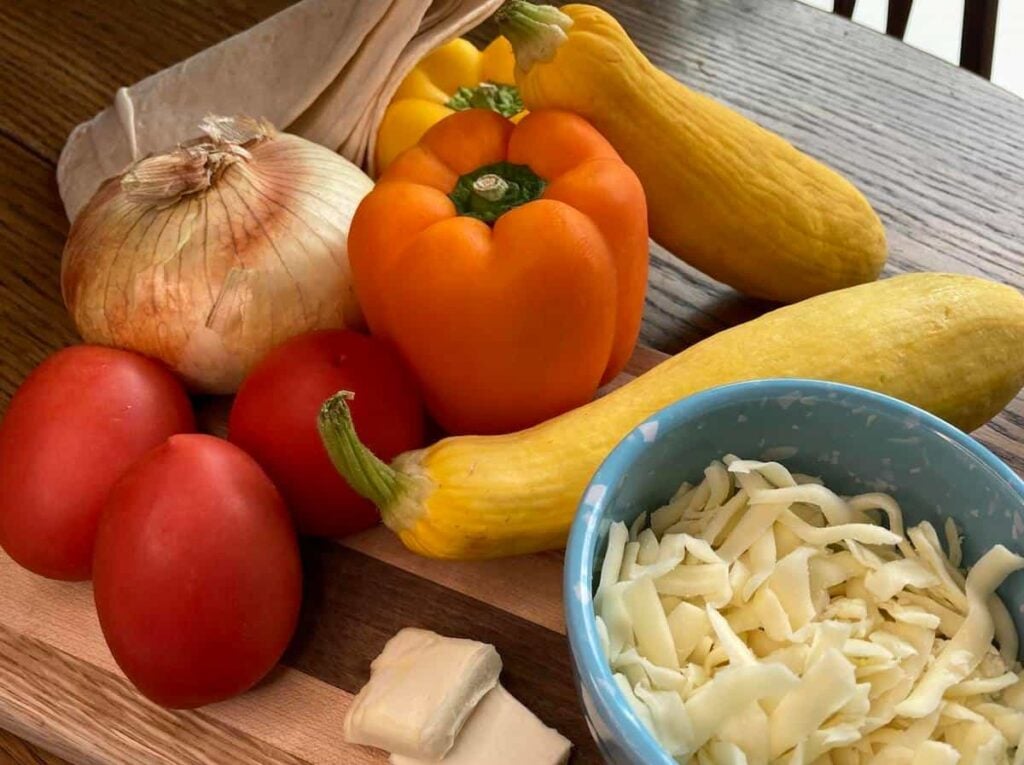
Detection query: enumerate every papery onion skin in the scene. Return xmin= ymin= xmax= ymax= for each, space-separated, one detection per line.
xmin=61 ymin=117 xmax=374 ymax=394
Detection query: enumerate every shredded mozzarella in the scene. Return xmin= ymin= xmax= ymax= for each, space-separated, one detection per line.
xmin=595 ymin=455 xmax=1024 ymax=764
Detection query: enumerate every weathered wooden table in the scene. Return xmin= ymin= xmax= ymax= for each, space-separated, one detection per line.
xmin=2 ymin=0 xmax=1023 ymax=763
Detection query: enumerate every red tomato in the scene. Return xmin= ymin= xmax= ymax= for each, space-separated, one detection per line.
xmin=0 ymin=346 xmax=194 ymax=580
xmin=93 ymin=434 xmax=301 ymax=709
xmin=228 ymin=330 xmax=425 ymax=537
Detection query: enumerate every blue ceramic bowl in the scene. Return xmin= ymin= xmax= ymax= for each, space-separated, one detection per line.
xmin=564 ymin=379 xmax=1024 ymax=765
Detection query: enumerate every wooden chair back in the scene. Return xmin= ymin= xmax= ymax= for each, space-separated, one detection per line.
xmin=833 ymin=0 xmax=998 ymax=78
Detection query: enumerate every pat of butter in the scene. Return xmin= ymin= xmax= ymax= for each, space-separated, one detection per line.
xmin=389 ymin=685 xmax=572 ymax=765
xmin=343 ymin=628 xmax=502 ymax=760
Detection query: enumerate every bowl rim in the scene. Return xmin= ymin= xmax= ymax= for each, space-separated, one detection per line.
xmin=563 ymin=377 xmax=1024 ymax=763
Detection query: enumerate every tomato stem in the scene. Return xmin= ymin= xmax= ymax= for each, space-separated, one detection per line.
xmin=496 ymin=1 xmax=573 ymax=73
xmin=317 ymin=392 xmax=401 ymax=510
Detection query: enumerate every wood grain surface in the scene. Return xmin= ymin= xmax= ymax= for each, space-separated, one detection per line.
xmin=1 ymin=0 xmax=1023 ymax=763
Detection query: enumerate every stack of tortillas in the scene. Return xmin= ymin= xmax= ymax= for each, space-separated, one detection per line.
xmin=57 ymin=0 xmax=503 ymax=222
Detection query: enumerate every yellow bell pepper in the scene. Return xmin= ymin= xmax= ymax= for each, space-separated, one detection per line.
xmin=375 ymin=36 xmax=525 ymax=173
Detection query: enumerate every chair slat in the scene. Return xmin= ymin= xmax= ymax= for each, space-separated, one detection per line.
xmin=961 ymin=0 xmax=999 ymax=77
xmin=886 ymin=0 xmax=914 ymax=39
xmin=834 ymin=0 xmax=856 ymax=19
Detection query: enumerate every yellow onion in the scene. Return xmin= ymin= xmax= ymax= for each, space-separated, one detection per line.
xmin=62 ymin=115 xmax=374 ymax=393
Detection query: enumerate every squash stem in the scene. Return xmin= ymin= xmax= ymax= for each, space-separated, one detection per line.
xmin=495 ymin=1 xmax=573 ymax=72
xmin=317 ymin=391 xmax=402 ymax=510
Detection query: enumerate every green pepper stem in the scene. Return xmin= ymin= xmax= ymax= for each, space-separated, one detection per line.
xmin=472 ymin=174 xmax=510 ymax=202
xmin=445 ymin=82 xmax=524 ymax=118
xmin=317 ymin=391 xmax=401 ymax=510
xmin=449 ymin=161 xmax=546 ymax=223
xmin=495 ymin=1 xmax=573 ymax=72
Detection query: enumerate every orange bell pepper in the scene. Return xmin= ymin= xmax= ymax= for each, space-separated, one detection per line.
xmin=348 ymin=108 xmax=648 ymax=435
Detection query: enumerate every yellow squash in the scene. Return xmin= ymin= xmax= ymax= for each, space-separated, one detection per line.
xmin=319 ymin=273 xmax=1024 ymax=560
xmin=375 ymin=36 xmax=524 ymax=172
xmin=495 ymin=2 xmax=887 ymax=303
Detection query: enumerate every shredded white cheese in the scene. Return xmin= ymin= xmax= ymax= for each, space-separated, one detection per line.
xmin=596 ymin=456 xmax=1024 ymax=764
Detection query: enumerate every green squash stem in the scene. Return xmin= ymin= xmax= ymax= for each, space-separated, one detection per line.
xmin=496 ymin=1 xmax=574 ymax=72
xmin=317 ymin=391 xmax=403 ymax=510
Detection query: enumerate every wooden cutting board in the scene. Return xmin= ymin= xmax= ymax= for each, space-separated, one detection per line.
xmin=0 ymin=347 xmax=667 ymax=765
